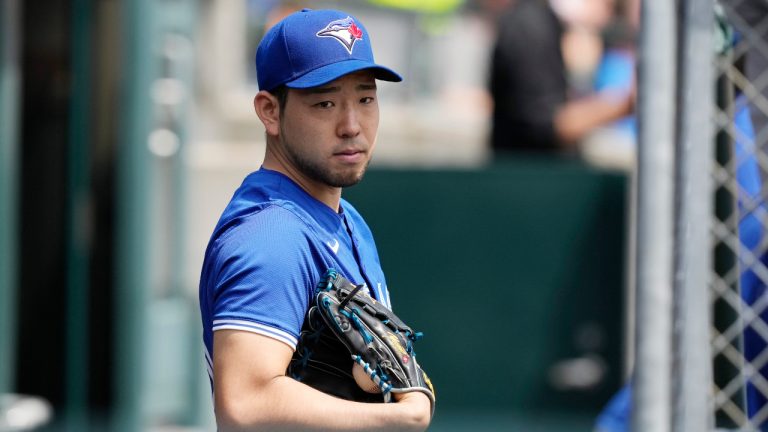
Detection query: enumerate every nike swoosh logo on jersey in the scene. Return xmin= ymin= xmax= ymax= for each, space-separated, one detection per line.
xmin=326 ymin=239 xmax=340 ymax=254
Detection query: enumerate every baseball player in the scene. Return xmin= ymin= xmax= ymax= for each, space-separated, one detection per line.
xmin=198 ymin=8 xmax=432 ymax=431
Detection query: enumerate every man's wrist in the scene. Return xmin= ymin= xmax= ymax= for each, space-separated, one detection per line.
xmin=392 ymin=392 xmax=432 ymax=431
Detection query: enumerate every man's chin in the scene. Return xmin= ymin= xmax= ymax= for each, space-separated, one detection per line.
xmin=328 ymin=167 xmax=368 ymax=188
xmin=332 ymin=173 xmax=365 ymax=188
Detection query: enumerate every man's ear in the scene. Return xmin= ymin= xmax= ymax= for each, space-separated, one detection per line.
xmin=254 ymin=90 xmax=281 ymax=136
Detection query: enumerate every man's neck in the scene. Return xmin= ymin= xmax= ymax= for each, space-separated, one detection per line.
xmin=261 ymin=154 xmax=342 ymax=213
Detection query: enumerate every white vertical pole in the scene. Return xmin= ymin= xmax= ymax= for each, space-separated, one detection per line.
xmin=673 ymin=0 xmax=715 ymax=430
xmin=632 ymin=0 xmax=677 ymax=429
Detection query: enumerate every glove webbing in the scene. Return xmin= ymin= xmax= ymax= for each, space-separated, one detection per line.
xmin=338 ymin=283 xmax=366 ymax=310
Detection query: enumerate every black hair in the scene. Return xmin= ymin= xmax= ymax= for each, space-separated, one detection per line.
xmin=270 ymin=85 xmax=289 ymax=114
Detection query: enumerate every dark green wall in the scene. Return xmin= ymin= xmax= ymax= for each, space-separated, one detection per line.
xmin=343 ymin=158 xmax=628 ymax=417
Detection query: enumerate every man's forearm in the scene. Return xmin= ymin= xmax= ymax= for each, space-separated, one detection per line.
xmin=216 ymin=375 xmax=430 ymax=432
xmin=554 ymin=91 xmax=634 ymax=145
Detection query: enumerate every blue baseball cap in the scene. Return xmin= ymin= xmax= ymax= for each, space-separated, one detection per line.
xmin=255 ymin=8 xmax=403 ymax=92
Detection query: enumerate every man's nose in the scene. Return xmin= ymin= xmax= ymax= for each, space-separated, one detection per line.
xmin=336 ymin=106 xmax=361 ymax=138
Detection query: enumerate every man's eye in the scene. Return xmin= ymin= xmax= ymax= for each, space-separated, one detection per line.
xmin=360 ymin=97 xmax=374 ymax=104
xmin=315 ymin=101 xmax=334 ymax=108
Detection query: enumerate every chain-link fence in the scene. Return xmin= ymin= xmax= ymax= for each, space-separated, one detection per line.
xmin=711 ymin=0 xmax=768 ymax=430
xmin=631 ymin=1 xmax=768 ymax=431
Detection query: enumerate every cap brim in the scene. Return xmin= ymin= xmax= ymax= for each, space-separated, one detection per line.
xmin=285 ymin=59 xmax=402 ymax=89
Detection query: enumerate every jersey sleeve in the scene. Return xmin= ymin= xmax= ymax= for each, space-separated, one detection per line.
xmin=207 ymin=206 xmax=324 ymax=350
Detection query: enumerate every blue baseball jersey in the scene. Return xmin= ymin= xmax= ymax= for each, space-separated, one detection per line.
xmin=199 ymin=168 xmax=391 ymax=385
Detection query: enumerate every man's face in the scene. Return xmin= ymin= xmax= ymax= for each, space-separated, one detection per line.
xmin=278 ymin=70 xmax=379 ymax=188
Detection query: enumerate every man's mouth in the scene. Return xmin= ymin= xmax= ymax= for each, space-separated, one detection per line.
xmin=333 ymin=148 xmax=366 ymax=163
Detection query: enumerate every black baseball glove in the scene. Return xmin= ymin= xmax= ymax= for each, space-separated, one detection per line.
xmin=288 ymin=269 xmax=435 ymax=414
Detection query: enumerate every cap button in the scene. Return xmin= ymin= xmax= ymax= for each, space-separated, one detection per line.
xmin=301 ymin=8 xmax=312 ymax=12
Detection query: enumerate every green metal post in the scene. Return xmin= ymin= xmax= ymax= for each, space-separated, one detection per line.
xmin=66 ymin=0 xmax=92 ymax=428
xmin=115 ymin=0 xmax=154 ymax=430
xmin=144 ymin=2 xmax=201 ymax=426
xmin=0 ymin=0 xmax=20 ymax=397
xmin=159 ymin=5 xmax=199 ymax=426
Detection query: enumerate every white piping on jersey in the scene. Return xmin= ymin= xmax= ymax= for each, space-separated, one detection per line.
xmin=204 ymin=346 xmax=213 ymax=368
xmin=213 ymin=319 xmax=298 ymax=349
xmin=204 ymin=346 xmax=214 ymax=382
xmin=376 ymin=283 xmax=385 ymax=307
xmin=376 ymin=283 xmax=392 ymax=309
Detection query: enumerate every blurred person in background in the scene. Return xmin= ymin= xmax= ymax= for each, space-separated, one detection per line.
xmin=579 ymin=0 xmax=638 ymax=166
xmin=488 ymin=0 xmax=634 ymax=154
xmin=198 ymin=8 xmax=432 ymax=431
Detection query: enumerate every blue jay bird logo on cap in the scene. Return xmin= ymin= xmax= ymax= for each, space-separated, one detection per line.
xmin=316 ymin=17 xmax=364 ymax=54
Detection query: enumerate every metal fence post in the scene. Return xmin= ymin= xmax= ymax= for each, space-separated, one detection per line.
xmin=632 ymin=0 xmax=677 ymax=430
xmin=672 ymin=1 xmax=715 ymax=430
